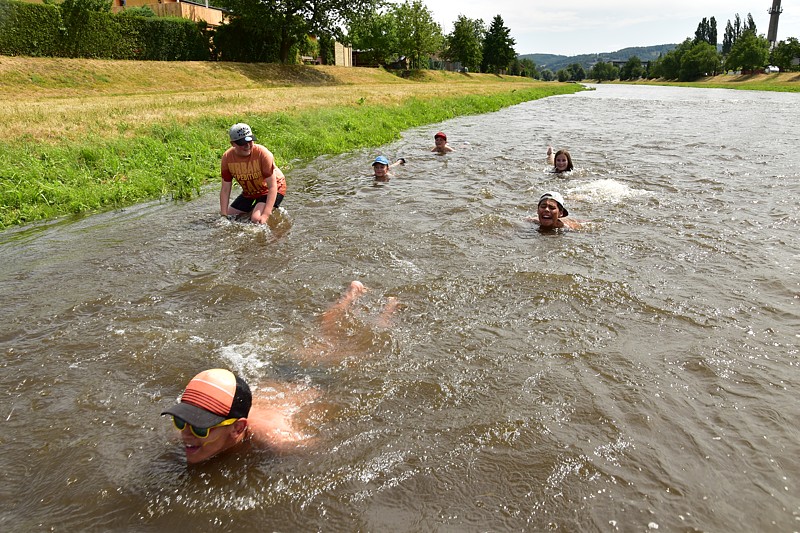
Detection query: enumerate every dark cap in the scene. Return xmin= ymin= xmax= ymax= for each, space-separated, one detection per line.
xmin=161 ymin=369 xmax=252 ymax=428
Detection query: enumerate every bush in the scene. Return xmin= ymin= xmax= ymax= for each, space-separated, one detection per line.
xmin=0 ymin=0 xmax=209 ymax=60
xmin=0 ymin=0 xmax=62 ymax=56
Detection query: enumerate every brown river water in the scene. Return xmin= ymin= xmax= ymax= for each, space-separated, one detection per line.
xmin=1 ymin=84 xmax=799 ymax=531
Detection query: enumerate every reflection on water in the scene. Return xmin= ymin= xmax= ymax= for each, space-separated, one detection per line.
xmin=1 ymin=84 xmax=799 ymax=531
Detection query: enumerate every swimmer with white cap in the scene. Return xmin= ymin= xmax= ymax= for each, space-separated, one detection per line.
xmin=532 ymin=191 xmax=582 ymax=230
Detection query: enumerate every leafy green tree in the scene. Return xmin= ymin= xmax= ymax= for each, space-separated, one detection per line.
xmin=652 ymin=38 xmax=693 ymax=79
xmin=679 ymin=41 xmax=720 ymax=80
xmin=722 ymin=12 xmax=756 ymax=57
xmin=770 ymin=37 xmax=800 ymax=72
xmin=566 ymin=62 xmax=585 ymax=81
xmin=213 ymin=4 xmax=284 ymax=62
xmin=347 ymin=9 xmax=396 ymax=66
xmin=619 ymin=56 xmax=644 ymax=80
xmin=694 ymin=16 xmax=717 ymax=47
xmin=722 ymin=20 xmax=735 ymax=55
xmin=588 ymin=61 xmax=618 ymax=81
xmin=648 ymin=55 xmax=663 ymax=78
xmin=389 ymin=0 xmax=442 ymax=69
xmin=217 ymin=0 xmax=379 ymax=64
xmin=725 ymin=31 xmax=769 ymax=72
xmin=733 ymin=13 xmax=742 ymax=39
xmin=518 ymin=57 xmax=538 ymax=78
xmin=709 ymin=17 xmax=718 ymax=47
xmin=443 ymin=15 xmax=484 ymax=72
xmin=540 ymin=68 xmax=555 ymax=81
xmin=744 ymin=13 xmax=756 ymax=34
xmin=556 ymin=68 xmax=569 ymax=82
xmin=481 ymin=15 xmax=515 ymax=74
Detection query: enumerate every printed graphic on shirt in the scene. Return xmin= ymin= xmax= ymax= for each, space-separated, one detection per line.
xmin=221 ymin=145 xmax=286 ymax=197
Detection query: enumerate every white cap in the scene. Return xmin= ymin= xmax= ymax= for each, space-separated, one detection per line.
xmin=539 ymin=191 xmax=568 ymax=216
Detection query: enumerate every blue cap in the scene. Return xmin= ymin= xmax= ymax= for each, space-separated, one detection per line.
xmin=372 ymin=156 xmax=390 ymax=166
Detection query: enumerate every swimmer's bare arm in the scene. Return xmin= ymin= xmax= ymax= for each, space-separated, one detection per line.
xmin=220 ymin=180 xmax=233 ymax=216
xmin=546 ymin=146 xmax=555 ymax=165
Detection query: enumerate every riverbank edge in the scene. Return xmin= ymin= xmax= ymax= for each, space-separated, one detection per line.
xmin=621 ymin=72 xmax=800 ymax=92
xmin=0 ymin=70 xmax=585 ymax=229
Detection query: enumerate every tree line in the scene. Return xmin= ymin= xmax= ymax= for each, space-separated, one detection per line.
xmin=584 ymin=13 xmax=800 ymax=82
xmin=0 ymin=0 xmax=529 ymax=75
xmin=223 ymin=0 xmax=528 ymax=76
xmin=7 ymin=0 xmax=798 ymax=81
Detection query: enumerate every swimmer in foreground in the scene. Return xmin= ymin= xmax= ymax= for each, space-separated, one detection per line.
xmin=529 ymin=191 xmax=582 ymax=231
xmin=161 ymin=368 xmax=309 ymax=465
xmin=546 ymin=146 xmax=574 ymax=173
xmin=431 ymin=131 xmax=454 ymax=154
xmin=162 ymin=281 xmax=400 ymax=464
xmin=372 ymin=155 xmax=406 ymax=182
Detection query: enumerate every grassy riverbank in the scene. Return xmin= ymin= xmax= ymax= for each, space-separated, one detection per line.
xmin=625 ymin=72 xmax=800 ymax=92
xmin=0 ymin=56 xmax=585 ymax=229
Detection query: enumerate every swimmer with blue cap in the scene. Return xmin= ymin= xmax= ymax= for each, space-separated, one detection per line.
xmin=372 ymin=155 xmax=406 ymax=182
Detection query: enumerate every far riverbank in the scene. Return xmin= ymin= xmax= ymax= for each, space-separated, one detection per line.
xmin=626 ymin=71 xmax=800 ymax=92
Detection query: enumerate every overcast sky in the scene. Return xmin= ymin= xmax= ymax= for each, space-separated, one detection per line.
xmin=417 ymin=0 xmax=800 ymax=56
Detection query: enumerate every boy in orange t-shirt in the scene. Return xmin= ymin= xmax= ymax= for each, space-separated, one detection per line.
xmin=220 ymin=123 xmax=287 ymax=224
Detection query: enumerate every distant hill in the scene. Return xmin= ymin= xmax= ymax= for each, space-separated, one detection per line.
xmin=520 ymin=44 xmax=677 ymax=73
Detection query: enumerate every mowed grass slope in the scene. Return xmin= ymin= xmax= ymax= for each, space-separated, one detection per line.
xmin=2 ymin=57 xmax=561 ymax=143
xmin=629 ymin=71 xmax=800 ymax=92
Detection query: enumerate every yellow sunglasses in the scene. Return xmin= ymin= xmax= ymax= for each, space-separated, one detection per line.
xmin=172 ymin=416 xmax=238 ymax=438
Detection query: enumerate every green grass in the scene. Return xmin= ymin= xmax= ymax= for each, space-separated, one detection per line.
xmin=0 ymin=84 xmax=583 ymax=228
xmin=625 ymin=72 xmax=800 ymax=92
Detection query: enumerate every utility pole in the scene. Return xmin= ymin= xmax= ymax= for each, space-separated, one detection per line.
xmin=767 ymin=0 xmax=783 ymax=48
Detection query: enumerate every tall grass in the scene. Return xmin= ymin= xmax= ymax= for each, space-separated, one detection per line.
xmin=0 ymin=85 xmax=582 ymax=228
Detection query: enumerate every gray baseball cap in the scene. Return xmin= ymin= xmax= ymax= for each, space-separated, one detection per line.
xmin=229 ymin=123 xmax=255 ymax=143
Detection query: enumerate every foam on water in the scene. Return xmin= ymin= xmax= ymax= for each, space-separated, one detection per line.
xmin=567 ymin=178 xmax=650 ymax=204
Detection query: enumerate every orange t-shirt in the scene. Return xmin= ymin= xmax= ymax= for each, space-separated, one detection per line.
xmin=221 ymin=144 xmax=287 ymax=198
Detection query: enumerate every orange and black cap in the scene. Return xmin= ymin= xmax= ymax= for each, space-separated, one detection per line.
xmin=161 ymin=369 xmax=251 ymax=428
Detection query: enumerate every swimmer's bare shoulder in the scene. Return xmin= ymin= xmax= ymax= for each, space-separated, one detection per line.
xmin=246 ymin=383 xmax=319 ymax=451
xmin=561 ymin=218 xmax=582 ymax=230
xmin=524 ymin=217 xmax=585 ymax=230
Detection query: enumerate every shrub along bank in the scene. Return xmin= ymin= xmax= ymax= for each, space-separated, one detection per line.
xmin=0 ymin=0 xmax=209 ymax=60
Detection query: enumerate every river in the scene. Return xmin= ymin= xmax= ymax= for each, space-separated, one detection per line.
xmin=1 ymin=83 xmax=799 ymax=531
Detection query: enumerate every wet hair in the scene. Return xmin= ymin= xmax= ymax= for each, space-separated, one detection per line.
xmin=553 ymin=149 xmax=574 ymax=172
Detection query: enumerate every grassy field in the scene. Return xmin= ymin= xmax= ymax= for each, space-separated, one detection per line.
xmin=626 ymin=72 xmax=800 ymax=92
xmin=0 ymin=57 xmax=572 ymax=143
xmin=0 ymin=56 xmax=586 ymax=228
